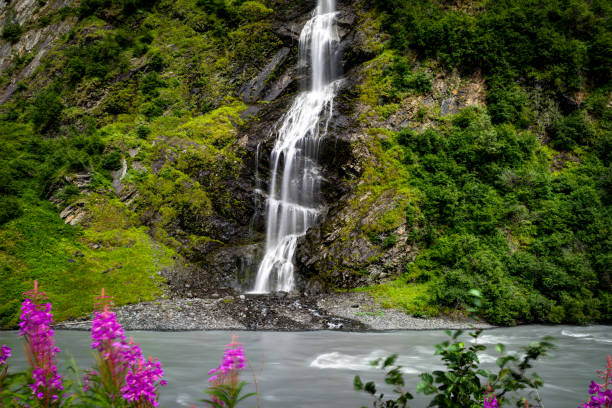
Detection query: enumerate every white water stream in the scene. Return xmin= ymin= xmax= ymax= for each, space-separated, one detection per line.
xmin=251 ymin=0 xmax=340 ymax=293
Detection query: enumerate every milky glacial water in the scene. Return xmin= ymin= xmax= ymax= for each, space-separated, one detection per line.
xmin=251 ymin=0 xmax=340 ymax=293
xmin=1 ymin=325 xmax=610 ymax=407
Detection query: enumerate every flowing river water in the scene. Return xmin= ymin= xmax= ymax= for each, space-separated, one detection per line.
xmin=1 ymin=325 xmax=610 ymax=407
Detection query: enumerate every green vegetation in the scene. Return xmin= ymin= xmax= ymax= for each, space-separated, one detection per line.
xmin=356 ymin=292 xmax=557 ymax=407
xmin=373 ymin=0 xmax=611 ymax=125
xmin=0 ymin=0 xmax=609 ymax=327
xmin=351 ymin=0 xmax=612 ymax=325
xmin=0 ymin=122 xmax=176 ymax=327
xmin=363 ymin=106 xmax=610 ymax=325
xmin=2 ymin=20 xmax=22 ymax=44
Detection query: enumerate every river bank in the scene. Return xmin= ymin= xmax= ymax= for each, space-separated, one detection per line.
xmin=53 ymin=292 xmax=492 ymax=331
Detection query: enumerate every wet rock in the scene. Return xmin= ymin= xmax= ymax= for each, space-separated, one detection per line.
xmin=110 ymin=158 xmax=128 ymax=194
xmin=264 ymin=68 xmax=296 ymax=102
xmin=239 ymin=47 xmax=290 ymax=103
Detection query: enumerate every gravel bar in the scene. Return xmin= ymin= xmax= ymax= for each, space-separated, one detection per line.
xmin=54 ymin=292 xmax=492 ymax=332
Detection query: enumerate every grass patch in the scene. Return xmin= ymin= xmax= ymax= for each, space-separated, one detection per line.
xmin=356 ymin=280 xmax=438 ymax=318
xmin=0 ymin=199 xmax=175 ymax=328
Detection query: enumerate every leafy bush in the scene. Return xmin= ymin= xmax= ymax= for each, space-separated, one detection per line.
xmin=1 ymin=21 xmax=22 ymax=44
xmin=136 ymin=124 xmax=151 ymax=139
xmin=65 ymin=31 xmax=132 ymax=84
xmin=78 ymin=0 xmax=158 ymax=19
xmin=356 ymin=292 xmax=556 ymax=407
xmin=390 ymin=107 xmax=610 ymax=324
xmin=141 ymin=71 xmax=165 ymax=97
xmin=373 ymin=0 xmax=611 ymax=123
xmin=237 ymin=1 xmax=273 ymax=23
xmin=0 ymin=196 xmax=23 ymax=225
xmin=550 ymin=110 xmax=594 ymax=150
xmin=101 ymin=151 xmax=122 ymax=170
xmin=356 ymin=328 xmax=554 ymax=407
xmin=390 ymin=57 xmax=432 ymax=96
xmin=30 ymin=88 xmax=64 ymax=132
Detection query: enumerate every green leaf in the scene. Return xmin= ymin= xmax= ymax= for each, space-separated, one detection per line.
xmin=383 ymin=354 xmax=398 ymax=368
xmin=354 ymin=375 xmax=364 ymax=391
xmin=495 ymin=343 xmax=505 ymax=354
xmin=364 ymin=381 xmax=377 ymax=395
xmin=420 ymin=373 xmax=434 ymax=384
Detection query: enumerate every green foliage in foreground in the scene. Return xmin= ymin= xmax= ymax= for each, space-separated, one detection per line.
xmin=355 ymin=292 xmax=556 ymax=407
xmin=355 ymin=328 xmax=554 ymax=407
xmin=201 ymin=382 xmax=257 ymax=408
xmin=2 ymin=21 xmax=23 ymax=44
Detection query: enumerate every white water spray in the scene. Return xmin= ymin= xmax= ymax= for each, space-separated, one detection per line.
xmin=251 ymin=0 xmax=340 ymax=293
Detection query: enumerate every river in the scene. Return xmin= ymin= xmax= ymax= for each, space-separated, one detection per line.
xmin=1 ymin=325 xmax=610 ymax=407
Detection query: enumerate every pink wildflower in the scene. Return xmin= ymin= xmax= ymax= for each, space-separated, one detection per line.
xmin=581 ymin=355 xmax=612 ymax=408
xmin=19 ymin=281 xmax=63 ymax=406
xmin=484 ymin=395 xmax=500 ymax=408
xmin=121 ymin=357 xmax=167 ymax=407
xmin=0 ymin=345 xmax=10 ymax=366
xmin=86 ymin=288 xmax=166 ymax=407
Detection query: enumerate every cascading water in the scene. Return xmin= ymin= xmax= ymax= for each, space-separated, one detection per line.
xmin=251 ymin=0 xmax=340 ymax=293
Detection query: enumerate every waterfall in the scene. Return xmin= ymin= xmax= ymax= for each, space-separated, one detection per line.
xmin=251 ymin=0 xmax=340 ymax=293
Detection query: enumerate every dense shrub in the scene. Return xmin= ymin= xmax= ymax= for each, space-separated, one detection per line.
xmin=373 ymin=0 xmax=611 ymax=123
xmin=141 ymin=71 xmax=165 ymax=97
xmin=101 ymin=151 xmax=123 ymax=170
xmin=550 ymin=110 xmax=594 ymax=150
xmin=65 ymin=32 xmax=131 ymax=84
xmin=30 ymin=89 xmax=64 ymax=132
xmin=237 ymin=1 xmax=273 ymax=23
xmin=1 ymin=21 xmax=22 ymax=43
xmin=0 ymin=197 xmax=23 ymax=225
xmin=78 ymin=0 xmax=158 ymax=19
xmin=394 ymin=108 xmax=610 ymax=324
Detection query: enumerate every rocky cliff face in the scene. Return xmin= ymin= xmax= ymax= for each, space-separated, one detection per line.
xmin=0 ymin=0 xmax=76 ymax=103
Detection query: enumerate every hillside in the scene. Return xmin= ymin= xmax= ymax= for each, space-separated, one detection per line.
xmin=0 ymin=0 xmax=610 ymax=328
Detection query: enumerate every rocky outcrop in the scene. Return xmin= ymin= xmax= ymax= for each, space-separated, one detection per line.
xmin=239 ymin=47 xmax=290 ymax=103
xmin=0 ymin=0 xmax=76 ymax=104
xmin=59 ymin=201 xmax=88 ymax=226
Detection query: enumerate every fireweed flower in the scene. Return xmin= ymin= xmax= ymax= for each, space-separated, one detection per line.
xmin=0 ymin=344 xmax=10 ymax=366
xmin=484 ymin=395 xmax=499 ymax=408
xmin=19 ymin=281 xmax=63 ymax=405
xmin=87 ymin=288 xmax=166 ymax=406
xmin=121 ymin=357 xmax=167 ymax=407
xmin=91 ymin=309 xmax=126 ymax=351
xmin=581 ymin=355 xmax=612 ymax=408
xmin=208 ymin=336 xmax=246 ymax=386
xmin=0 ymin=344 xmax=10 ymax=392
